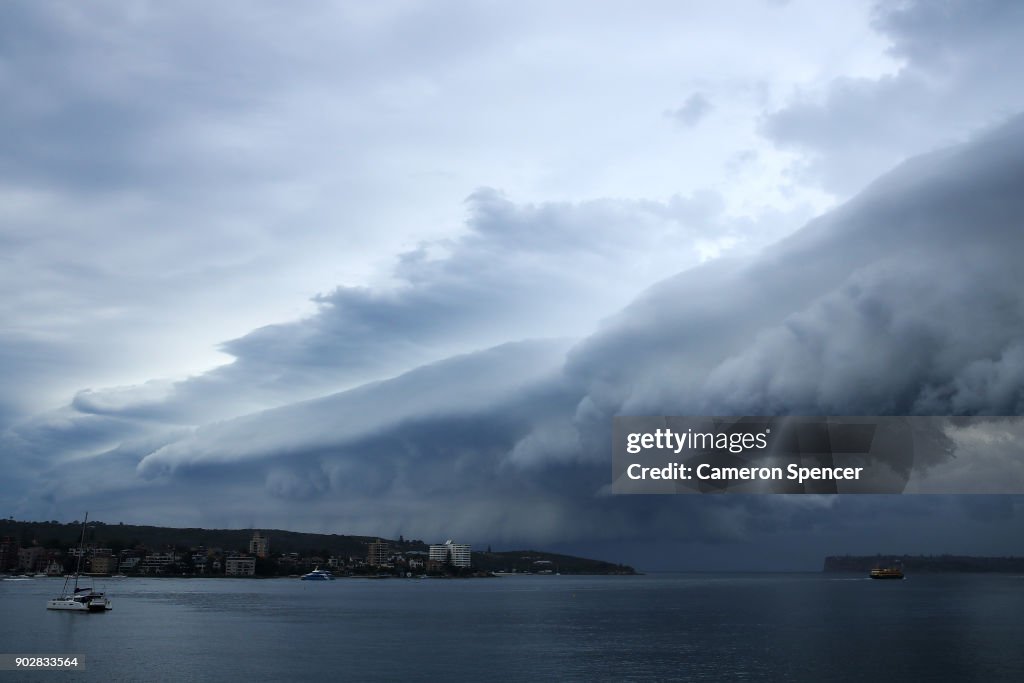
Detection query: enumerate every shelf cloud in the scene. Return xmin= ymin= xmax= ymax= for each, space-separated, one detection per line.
xmin=3 ymin=1 xmax=1024 ymax=569
xmin=6 ymin=113 xmax=1024 ymax=567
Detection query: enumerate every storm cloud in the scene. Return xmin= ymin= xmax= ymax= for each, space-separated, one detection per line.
xmin=4 ymin=1 xmax=1024 ymax=569
xmin=67 ymin=187 xmax=756 ymax=425
xmin=6 ymin=113 xmax=1024 ymax=567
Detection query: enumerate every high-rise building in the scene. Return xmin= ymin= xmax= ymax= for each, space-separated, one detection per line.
xmin=367 ymin=540 xmax=390 ymax=567
xmin=249 ymin=531 xmax=269 ymax=559
xmin=428 ymin=540 xmax=471 ymax=568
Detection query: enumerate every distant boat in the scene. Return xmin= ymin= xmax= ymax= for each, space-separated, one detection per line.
xmin=869 ymin=565 xmax=904 ymax=580
xmin=46 ymin=513 xmax=112 ymax=612
xmin=300 ymin=567 xmax=335 ymax=581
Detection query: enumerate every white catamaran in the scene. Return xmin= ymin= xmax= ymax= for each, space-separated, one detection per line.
xmin=46 ymin=513 xmax=112 ymax=612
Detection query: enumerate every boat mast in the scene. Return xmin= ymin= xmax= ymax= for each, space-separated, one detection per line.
xmin=57 ymin=512 xmax=88 ymax=598
xmin=73 ymin=512 xmax=88 ymax=593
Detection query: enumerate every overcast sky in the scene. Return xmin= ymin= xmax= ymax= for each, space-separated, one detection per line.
xmin=3 ymin=0 xmax=1024 ymax=570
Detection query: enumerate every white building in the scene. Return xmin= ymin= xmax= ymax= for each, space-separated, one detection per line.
xmin=118 ymin=555 xmax=140 ymax=571
xmin=428 ymin=540 xmax=471 ymax=568
xmin=68 ymin=546 xmax=113 ymax=558
xmin=138 ymin=552 xmax=178 ymax=574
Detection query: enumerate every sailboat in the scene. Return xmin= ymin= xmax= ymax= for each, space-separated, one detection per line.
xmin=46 ymin=513 xmax=112 ymax=612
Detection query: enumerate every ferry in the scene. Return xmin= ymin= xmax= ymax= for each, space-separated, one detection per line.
xmin=869 ymin=566 xmax=904 ymax=580
xmin=300 ymin=567 xmax=335 ymax=581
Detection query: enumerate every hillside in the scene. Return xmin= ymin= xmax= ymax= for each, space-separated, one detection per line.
xmin=0 ymin=518 xmax=635 ymax=574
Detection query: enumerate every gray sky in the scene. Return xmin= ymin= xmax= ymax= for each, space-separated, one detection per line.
xmin=3 ymin=0 xmax=1024 ymax=570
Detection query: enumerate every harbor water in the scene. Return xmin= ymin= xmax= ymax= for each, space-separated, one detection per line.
xmin=3 ymin=573 xmax=1023 ymax=681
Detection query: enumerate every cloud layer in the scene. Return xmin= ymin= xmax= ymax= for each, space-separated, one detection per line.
xmin=763 ymin=0 xmax=1024 ymax=194
xmin=4 ymin=1 xmax=1024 ymax=568
xmin=5 ymin=112 xmax=1024 ymax=567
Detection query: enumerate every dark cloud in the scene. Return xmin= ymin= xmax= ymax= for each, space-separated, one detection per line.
xmin=571 ymin=114 xmax=1024 ymax=419
xmin=7 ymin=115 xmax=1024 ymax=567
xmin=133 ymin=339 xmax=572 ymax=476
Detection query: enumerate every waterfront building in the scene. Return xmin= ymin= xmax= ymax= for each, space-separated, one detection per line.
xmin=138 ymin=552 xmax=178 ymax=574
xmin=67 ymin=546 xmax=112 ymax=559
xmin=225 ymin=555 xmax=256 ymax=576
xmin=367 ymin=540 xmax=390 ymax=567
xmin=18 ymin=546 xmax=47 ymax=572
xmin=428 ymin=540 xmax=471 ymax=568
xmin=118 ymin=554 xmax=141 ymax=571
xmin=89 ymin=554 xmax=117 ymax=575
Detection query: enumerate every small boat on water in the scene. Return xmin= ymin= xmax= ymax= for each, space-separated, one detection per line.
xmin=47 ymin=513 xmax=112 ymax=612
xmin=47 ymin=586 xmax=112 ymax=612
xmin=869 ymin=566 xmax=904 ymax=580
xmin=300 ymin=567 xmax=335 ymax=581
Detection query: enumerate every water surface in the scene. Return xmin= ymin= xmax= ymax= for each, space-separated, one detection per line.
xmin=3 ymin=573 xmax=1023 ymax=681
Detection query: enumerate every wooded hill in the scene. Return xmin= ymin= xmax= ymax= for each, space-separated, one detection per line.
xmin=0 ymin=518 xmax=635 ymax=574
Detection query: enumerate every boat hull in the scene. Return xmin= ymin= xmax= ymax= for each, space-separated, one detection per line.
xmin=47 ymin=594 xmax=112 ymax=611
xmin=300 ymin=568 xmax=335 ymax=580
xmin=47 ymin=599 xmax=89 ymax=611
xmin=47 ymin=589 xmax=112 ymax=610
xmin=869 ymin=568 xmax=905 ymax=579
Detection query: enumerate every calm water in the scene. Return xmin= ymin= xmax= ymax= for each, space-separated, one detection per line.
xmin=3 ymin=573 xmax=1023 ymax=681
